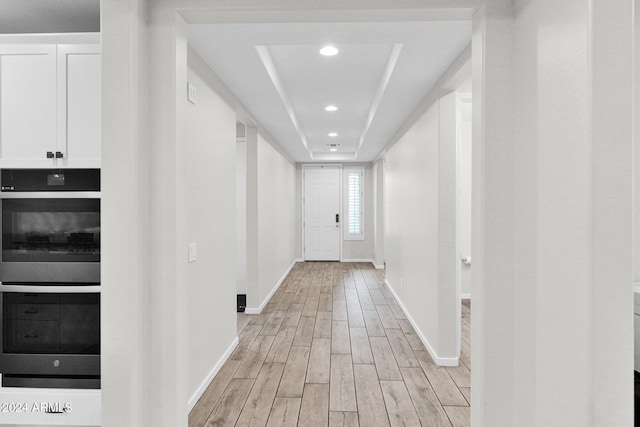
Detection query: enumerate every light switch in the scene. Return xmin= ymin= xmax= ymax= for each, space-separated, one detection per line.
xmin=188 ymin=242 xmax=197 ymax=263
xmin=187 ymin=82 xmax=197 ymax=104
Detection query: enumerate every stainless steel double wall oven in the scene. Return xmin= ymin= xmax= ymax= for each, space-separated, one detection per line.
xmin=0 ymin=169 xmax=100 ymax=389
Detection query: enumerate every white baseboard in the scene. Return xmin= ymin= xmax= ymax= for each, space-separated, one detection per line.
xmin=373 ymin=263 xmax=385 ymax=270
xmin=384 ymin=279 xmax=459 ymax=367
xmin=245 ymin=259 xmax=297 ymax=314
xmin=188 ymin=336 xmax=239 ymax=412
xmin=461 ymin=293 xmax=471 ymax=300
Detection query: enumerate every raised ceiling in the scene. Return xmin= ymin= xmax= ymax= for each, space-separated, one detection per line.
xmin=188 ymin=21 xmax=471 ymax=162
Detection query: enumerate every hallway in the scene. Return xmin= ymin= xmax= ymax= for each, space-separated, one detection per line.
xmin=189 ymin=262 xmax=471 ymax=427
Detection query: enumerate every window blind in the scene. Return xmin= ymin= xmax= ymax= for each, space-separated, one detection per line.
xmin=347 ymin=171 xmax=362 ymax=236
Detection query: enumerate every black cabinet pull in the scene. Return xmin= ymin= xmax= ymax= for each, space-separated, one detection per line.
xmin=46 ymin=151 xmax=54 ymax=158
xmin=55 ymin=151 xmax=64 ymax=158
xmin=24 ymin=309 xmax=38 ymax=314
xmin=336 ymin=214 xmax=339 ymax=223
xmin=24 ymin=334 xmax=38 ymax=339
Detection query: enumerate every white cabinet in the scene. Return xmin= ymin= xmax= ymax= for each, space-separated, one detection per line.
xmin=57 ymin=44 xmax=101 ymax=167
xmin=0 ymin=45 xmax=57 ymax=166
xmin=0 ymin=41 xmax=100 ymax=168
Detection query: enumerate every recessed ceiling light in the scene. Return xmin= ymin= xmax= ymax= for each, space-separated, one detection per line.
xmin=329 ymin=148 xmax=338 ymax=152
xmin=320 ymin=46 xmax=339 ymax=56
xmin=325 ymin=105 xmax=338 ymax=112
xmin=328 ymin=132 xmax=338 ymax=137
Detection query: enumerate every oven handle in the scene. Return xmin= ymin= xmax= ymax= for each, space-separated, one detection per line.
xmin=0 ymin=285 xmax=101 ymax=293
xmin=0 ymin=192 xmax=101 ymax=199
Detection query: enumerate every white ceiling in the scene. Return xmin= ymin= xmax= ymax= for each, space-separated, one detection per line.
xmin=188 ymin=21 xmax=471 ymax=162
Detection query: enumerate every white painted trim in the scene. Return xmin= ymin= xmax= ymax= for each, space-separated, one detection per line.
xmin=461 ymin=293 xmax=471 ymax=300
xmin=245 ymin=259 xmax=297 ymax=314
xmin=188 ymin=336 xmax=239 ymax=412
xmin=373 ymin=263 xmax=385 ymax=270
xmin=0 ymin=33 xmax=101 ymax=45
xmin=384 ymin=279 xmax=459 ymax=366
xmin=255 ymin=46 xmax=312 ymax=158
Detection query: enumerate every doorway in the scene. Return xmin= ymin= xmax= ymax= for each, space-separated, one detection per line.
xmin=303 ymin=165 xmax=341 ymax=261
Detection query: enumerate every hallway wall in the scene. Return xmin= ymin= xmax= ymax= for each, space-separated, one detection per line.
xmin=634 ymin=0 xmax=640 ymax=284
xmin=472 ymin=2 xmax=634 ymax=425
xmin=384 ymin=91 xmax=459 ymax=364
xmin=185 ymin=48 xmax=238 ymax=408
xmin=257 ymin=133 xmax=297 ymax=307
xmin=459 ymin=99 xmax=472 ymax=297
xmin=372 ymin=159 xmax=385 ymax=268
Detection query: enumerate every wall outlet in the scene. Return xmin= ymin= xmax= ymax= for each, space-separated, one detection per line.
xmin=188 ymin=242 xmax=197 ymax=263
xmin=187 ymin=82 xmax=197 ymax=104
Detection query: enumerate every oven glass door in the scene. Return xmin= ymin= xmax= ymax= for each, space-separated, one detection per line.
xmin=3 ymin=292 xmax=100 ymax=355
xmin=2 ymin=199 xmax=100 ymax=263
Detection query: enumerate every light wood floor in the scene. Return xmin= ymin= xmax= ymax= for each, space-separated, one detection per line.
xmin=190 ymin=262 xmax=471 ymax=427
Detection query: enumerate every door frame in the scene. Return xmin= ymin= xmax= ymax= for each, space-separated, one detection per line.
xmin=301 ymin=163 xmax=343 ymax=261
xmin=455 ymin=92 xmax=472 ymax=359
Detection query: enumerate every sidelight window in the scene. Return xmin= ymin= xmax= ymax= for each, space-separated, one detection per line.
xmin=344 ymin=167 xmax=364 ymax=240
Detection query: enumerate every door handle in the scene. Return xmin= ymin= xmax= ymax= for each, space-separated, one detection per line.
xmin=336 ymin=214 xmax=339 ymax=223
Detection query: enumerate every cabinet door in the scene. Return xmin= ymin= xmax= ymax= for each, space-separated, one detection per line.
xmin=0 ymin=45 xmax=57 ymax=165
xmin=57 ymin=45 xmax=101 ymax=167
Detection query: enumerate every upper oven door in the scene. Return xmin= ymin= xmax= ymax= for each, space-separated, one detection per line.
xmin=0 ymin=196 xmax=100 ymax=283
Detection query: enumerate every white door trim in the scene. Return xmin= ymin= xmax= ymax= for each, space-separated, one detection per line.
xmin=301 ymin=164 xmax=342 ymax=261
xmin=455 ymin=92 xmax=472 ymax=359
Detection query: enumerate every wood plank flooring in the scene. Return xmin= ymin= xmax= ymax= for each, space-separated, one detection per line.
xmin=190 ymin=262 xmax=472 ymax=427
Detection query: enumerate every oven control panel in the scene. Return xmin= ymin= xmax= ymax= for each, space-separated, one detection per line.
xmin=1 ymin=169 xmax=100 ymax=192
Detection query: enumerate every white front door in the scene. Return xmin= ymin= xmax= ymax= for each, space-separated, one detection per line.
xmin=304 ymin=166 xmax=341 ymax=261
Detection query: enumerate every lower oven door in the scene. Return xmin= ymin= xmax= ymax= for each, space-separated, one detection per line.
xmin=0 ymin=284 xmax=100 ymax=389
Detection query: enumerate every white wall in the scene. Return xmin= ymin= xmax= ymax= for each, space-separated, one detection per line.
xmin=459 ymin=99 xmax=472 ymax=297
xmin=185 ymin=48 xmax=238 ymax=407
xmin=472 ymin=1 xmax=634 ymax=425
xmin=101 ymin=1 xmax=149 ymax=425
xmin=384 ymin=91 xmax=459 ymax=363
xmin=372 ymin=159 xmax=385 ymax=269
xmin=245 ymin=127 xmax=259 ymax=307
xmin=295 ymin=164 xmax=303 ymax=259
xmin=256 ymin=133 xmax=297 ymax=307
xmin=635 ymin=0 xmax=640 ymax=284
xmin=236 ymin=128 xmax=247 ymax=295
